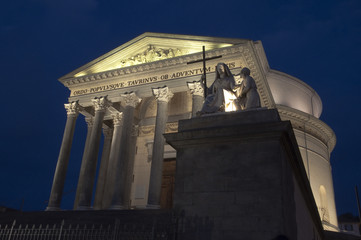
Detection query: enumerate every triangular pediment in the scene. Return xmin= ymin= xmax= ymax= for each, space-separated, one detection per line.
xmin=60 ymin=32 xmax=248 ymax=79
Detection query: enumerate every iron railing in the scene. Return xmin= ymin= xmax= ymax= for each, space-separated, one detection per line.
xmin=0 ymin=217 xmax=177 ymax=240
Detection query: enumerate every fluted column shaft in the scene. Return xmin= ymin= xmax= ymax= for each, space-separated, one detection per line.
xmin=110 ymin=92 xmax=141 ymax=209
xmin=76 ymin=96 xmax=111 ymax=210
xmin=93 ymin=126 xmax=113 ymax=209
xmin=147 ymin=87 xmax=173 ymax=208
xmin=73 ymin=117 xmax=93 ymax=209
xmin=46 ymin=102 xmax=80 ymax=211
xmin=102 ymin=113 xmax=123 ymax=209
xmin=123 ymin=125 xmax=138 ymax=209
xmin=187 ymin=80 xmax=204 ymax=117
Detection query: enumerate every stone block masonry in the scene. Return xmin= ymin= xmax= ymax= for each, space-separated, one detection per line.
xmin=165 ymin=109 xmax=324 ymax=240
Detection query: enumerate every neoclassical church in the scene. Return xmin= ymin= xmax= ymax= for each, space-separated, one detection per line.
xmin=47 ymin=33 xmax=338 ymax=232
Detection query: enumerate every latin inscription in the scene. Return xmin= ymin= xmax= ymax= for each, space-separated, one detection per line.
xmin=71 ymin=62 xmax=236 ymax=96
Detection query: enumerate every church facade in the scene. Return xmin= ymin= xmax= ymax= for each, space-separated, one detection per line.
xmin=47 ymin=33 xmax=338 ymax=232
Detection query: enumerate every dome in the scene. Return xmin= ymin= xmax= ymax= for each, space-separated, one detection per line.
xmin=267 ymin=70 xmax=322 ymax=118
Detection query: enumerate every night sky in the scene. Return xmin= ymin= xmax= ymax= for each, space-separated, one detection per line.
xmin=1 ymin=0 xmax=360 ymax=217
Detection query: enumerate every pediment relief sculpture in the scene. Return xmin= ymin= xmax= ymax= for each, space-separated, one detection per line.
xmin=115 ymin=45 xmax=188 ymax=68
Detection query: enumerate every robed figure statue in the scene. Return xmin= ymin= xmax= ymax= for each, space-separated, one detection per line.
xmin=199 ymin=63 xmax=239 ymax=114
xmin=238 ymin=67 xmax=261 ymax=109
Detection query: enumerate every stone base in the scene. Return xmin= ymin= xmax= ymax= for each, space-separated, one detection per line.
xmin=108 ymin=205 xmax=126 ymax=210
xmin=146 ymin=204 xmax=161 ymax=209
xmin=76 ymin=206 xmax=93 ymax=211
xmin=45 ymin=206 xmax=61 ymax=211
xmin=165 ymin=109 xmax=324 ymax=240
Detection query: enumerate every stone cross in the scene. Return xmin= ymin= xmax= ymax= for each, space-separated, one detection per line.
xmin=187 ymin=46 xmax=222 ymax=98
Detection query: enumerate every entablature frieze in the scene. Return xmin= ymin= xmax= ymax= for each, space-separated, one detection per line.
xmin=277 ymin=105 xmax=336 ymax=152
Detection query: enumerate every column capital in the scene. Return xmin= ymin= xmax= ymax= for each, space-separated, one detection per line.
xmin=120 ymin=92 xmax=142 ymax=108
xmin=112 ymin=112 xmax=123 ymax=126
xmin=64 ymin=101 xmax=82 ymax=116
xmin=152 ymin=86 xmax=174 ymax=103
xmin=92 ymin=96 xmax=111 ymax=112
xmin=187 ymin=80 xmax=204 ymax=97
xmin=85 ymin=117 xmax=94 ymax=127
xmin=102 ymin=125 xmax=113 ymax=138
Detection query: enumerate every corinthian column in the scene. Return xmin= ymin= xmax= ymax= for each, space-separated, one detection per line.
xmin=187 ymin=80 xmax=204 ymax=117
xmin=73 ymin=117 xmax=93 ymax=209
xmin=46 ymin=101 xmax=81 ymax=211
xmin=102 ymin=112 xmax=123 ymax=209
xmin=76 ymin=96 xmax=111 ymax=210
xmin=147 ymin=86 xmax=173 ymax=208
xmin=110 ymin=92 xmax=141 ymax=209
xmin=93 ymin=126 xmax=113 ymax=209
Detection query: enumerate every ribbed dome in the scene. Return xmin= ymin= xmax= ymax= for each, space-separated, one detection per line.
xmin=267 ymin=70 xmax=322 ymax=118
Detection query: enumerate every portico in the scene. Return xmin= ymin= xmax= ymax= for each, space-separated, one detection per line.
xmin=47 ymin=32 xmax=338 ymax=232
xmin=47 ymin=33 xmax=250 ymax=210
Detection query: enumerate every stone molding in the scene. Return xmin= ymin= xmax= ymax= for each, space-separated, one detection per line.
xmin=277 ymin=105 xmax=336 ymax=152
xmin=139 ymin=122 xmax=178 ymax=136
xmin=166 ymin=122 xmax=178 ymax=133
xmin=139 ymin=125 xmax=154 ymax=136
xmin=152 ymin=86 xmax=173 ymax=103
xmin=187 ymin=80 xmax=204 ymax=97
xmin=64 ymin=101 xmax=81 ymax=116
xmin=120 ymin=92 xmax=142 ymax=108
xmin=112 ymin=112 xmax=123 ymax=126
xmin=92 ymin=96 xmax=111 ymax=112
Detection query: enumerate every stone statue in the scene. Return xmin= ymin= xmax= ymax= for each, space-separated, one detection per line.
xmin=237 ymin=67 xmax=261 ymax=109
xmin=198 ymin=63 xmax=239 ymax=114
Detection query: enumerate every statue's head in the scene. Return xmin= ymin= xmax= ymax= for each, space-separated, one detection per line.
xmin=216 ymin=63 xmax=225 ymax=74
xmin=240 ymin=67 xmax=251 ymax=76
xmin=215 ymin=63 xmax=232 ymax=79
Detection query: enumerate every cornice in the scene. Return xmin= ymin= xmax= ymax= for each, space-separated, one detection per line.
xmin=277 ymin=105 xmax=336 ymax=152
xmin=246 ymin=42 xmax=276 ymax=109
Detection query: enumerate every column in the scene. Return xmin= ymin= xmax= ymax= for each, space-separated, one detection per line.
xmin=123 ymin=124 xmax=139 ymax=208
xmin=93 ymin=126 xmax=113 ymax=210
xmin=73 ymin=117 xmax=93 ymax=209
xmin=147 ymin=86 xmax=173 ymax=208
xmin=101 ymin=113 xmax=123 ymax=209
xmin=187 ymin=80 xmax=204 ymax=117
xmin=46 ymin=101 xmax=81 ymax=211
xmin=76 ymin=96 xmax=111 ymax=210
xmin=110 ymin=92 xmax=141 ymax=209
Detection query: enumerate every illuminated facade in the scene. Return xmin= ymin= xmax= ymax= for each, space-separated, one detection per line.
xmin=47 ymin=33 xmax=338 ymax=231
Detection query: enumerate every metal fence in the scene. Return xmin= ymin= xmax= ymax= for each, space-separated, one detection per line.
xmin=0 ymin=218 xmax=177 ymax=240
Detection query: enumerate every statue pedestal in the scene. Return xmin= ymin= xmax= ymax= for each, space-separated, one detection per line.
xmin=165 ymin=109 xmax=324 ymax=240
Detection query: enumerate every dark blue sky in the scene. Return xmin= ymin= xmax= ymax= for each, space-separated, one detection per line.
xmin=1 ymin=0 xmax=360 ymax=216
